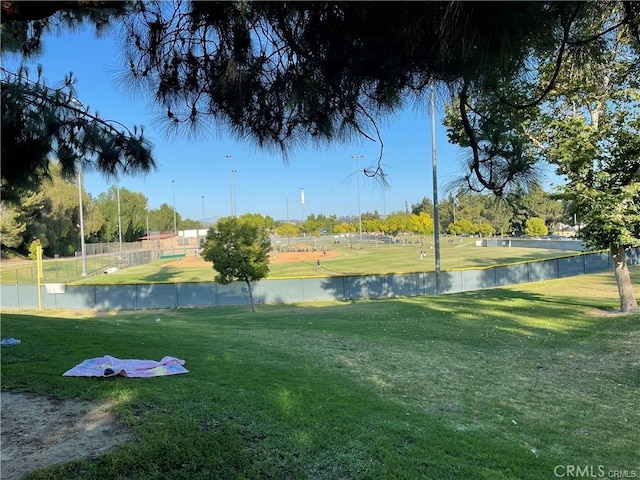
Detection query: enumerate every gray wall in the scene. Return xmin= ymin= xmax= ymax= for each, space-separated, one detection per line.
xmin=481 ymin=238 xmax=584 ymax=251
xmin=2 ymin=248 xmax=638 ymax=311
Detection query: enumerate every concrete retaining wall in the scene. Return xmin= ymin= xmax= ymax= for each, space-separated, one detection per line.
xmin=2 ymin=248 xmax=638 ymax=311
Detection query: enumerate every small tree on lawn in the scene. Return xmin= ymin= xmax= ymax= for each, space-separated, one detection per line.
xmin=524 ymin=217 xmax=548 ymax=238
xmin=202 ymin=217 xmax=271 ymax=313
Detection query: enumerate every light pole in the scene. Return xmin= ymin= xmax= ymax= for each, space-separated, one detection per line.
xmin=77 ymin=171 xmax=88 ymax=277
xmin=351 ymin=154 xmax=364 ymax=249
xmin=381 ymin=173 xmax=387 ymax=218
xmin=199 ymin=194 xmax=205 ymax=248
xmin=201 ymin=195 xmax=205 ymax=226
xmin=226 ymin=155 xmax=234 ymax=216
xmin=300 ymin=187 xmax=305 ymax=226
xmin=172 ymin=180 xmax=177 ymax=236
xmin=231 ymin=169 xmax=237 ymax=217
xmin=117 ymin=186 xmax=123 ymax=253
xmin=430 ymin=82 xmax=441 ymax=293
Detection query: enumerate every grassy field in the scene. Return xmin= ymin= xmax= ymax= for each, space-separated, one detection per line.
xmin=1 ymin=240 xmax=575 ymax=286
xmin=62 ymin=241 xmax=572 ymax=285
xmin=2 ymin=269 xmax=638 ymax=479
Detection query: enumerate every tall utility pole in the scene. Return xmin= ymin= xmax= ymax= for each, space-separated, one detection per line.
xmin=300 ymin=187 xmax=305 ymax=225
xmin=77 ymin=172 xmax=88 ymax=277
xmin=430 ymin=82 xmax=441 ymax=293
xmin=231 ymin=169 xmax=237 ymax=217
xmin=351 ymin=154 xmax=364 ymax=249
xmin=201 ymin=195 xmax=205 ymax=226
xmin=200 ymin=194 xmax=205 ymax=248
xmin=172 ymin=179 xmax=177 ymax=236
xmin=117 ymin=186 xmax=123 ymax=252
xmin=226 ymin=155 xmax=234 ymax=216
xmin=381 ymin=173 xmax=387 ymax=218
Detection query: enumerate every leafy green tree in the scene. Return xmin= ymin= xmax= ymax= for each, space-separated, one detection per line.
xmin=276 ymin=222 xmax=299 ymax=238
xmin=28 ymin=239 xmax=42 ymax=260
xmin=239 ymin=213 xmax=275 ymax=232
xmin=436 ymin=195 xmax=455 ymax=231
xmin=476 ymin=223 xmax=496 ymax=238
xmin=507 ymin=184 xmax=563 ymax=234
xmin=442 ymin=3 xmax=638 ymax=310
xmin=409 ymin=212 xmax=434 ymax=235
xmin=37 ymin=163 xmax=105 ymax=255
xmin=95 ymin=187 xmax=148 ymax=242
xmin=333 ymin=222 xmax=352 ymax=236
xmin=411 ymin=197 xmax=434 ymax=217
xmin=148 ymin=203 xmax=178 ymax=234
xmin=20 ymin=190 xmax=49 ymax=253
xmin=0 ymin=186 xmax=63 ymax=256
xmin=448 ymin=219 xmax=476 ymax=236
xmin=0 ymin=201 xmax=25 ymax=250
xmin=1 ymin=68 xmax=156 ymax=203
xmin=1 ymin=2 xmax=154 ymax=201
xmin=202 ymin=217 xmax=271 ymax=314
xmin=179 ymin=218 xmax=202 ymax=230
xmin=483 ymin=197 xmax=512 ymax=237
xmin=524 ymin=218 xmax=549 ymax=238
xmin=362 ymin=218 xmax=384 ymax=233
xmin=384 ymin=212 xmax=411 ymax=239
xmin=531 ymin=6 xmax=639 ymax=312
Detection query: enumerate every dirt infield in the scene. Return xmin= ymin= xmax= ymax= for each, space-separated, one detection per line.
xmin=168 ymin=250 xmax=341 ymax=268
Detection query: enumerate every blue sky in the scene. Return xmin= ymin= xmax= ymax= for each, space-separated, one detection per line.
xmin=5 ymin=24 xmax=558 ymax=222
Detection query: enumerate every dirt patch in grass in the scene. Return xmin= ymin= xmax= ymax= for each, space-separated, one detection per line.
xmin=1 ymin=392 xmax=130 ymax=480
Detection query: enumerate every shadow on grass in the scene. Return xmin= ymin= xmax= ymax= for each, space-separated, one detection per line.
xmin=2 ymin=292 xmax=638 ymax=479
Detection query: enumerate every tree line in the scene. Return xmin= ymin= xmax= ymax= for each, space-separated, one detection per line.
xmin=285 ymin=185 xmax=564 ymax=239
xmin=1 ymin=162 xmax=568 ymax=259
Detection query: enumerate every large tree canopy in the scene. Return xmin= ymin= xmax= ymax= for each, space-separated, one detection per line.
xmin=443 ymin=1 xmax=640 ymax=311
xmin=118 ymin=1 xmax=565 ymax=153
xmin=1 ymin=0 xmax=155 ymax=202
xmin=4 ymin=1 xmax=638 ymax=192
xmin=1 ymin=67 xmax=156 ymax=202
xmin=2 ymin=0 xmax=640 ymax=244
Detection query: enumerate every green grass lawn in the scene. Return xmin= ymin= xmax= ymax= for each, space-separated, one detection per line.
xmin=2 ymin=269 xmax=638 ymax=479
xmin=64 ymin=242 xmax=571 ymax=285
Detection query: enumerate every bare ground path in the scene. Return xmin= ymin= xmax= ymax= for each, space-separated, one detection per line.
xmin=1 ymin=392 xmax=129 ymax=480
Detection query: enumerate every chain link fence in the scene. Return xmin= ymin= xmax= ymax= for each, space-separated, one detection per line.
xmin=0 ymin=243 xmax=162 ymax=285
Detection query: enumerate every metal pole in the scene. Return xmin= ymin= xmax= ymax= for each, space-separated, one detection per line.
xmin=430 ymin=82 xmax=441 ymax=292
xmin=231 ymin=170 xmax=237 ymax=217
xmin=117 ymin=186 xmax=123 ymax=252
xmin=36 ymin=244 xmax=43 ymax=310
xmin=77 ymin=172 xmax=88 ymax=277
xmin=382 ymin=173 xmax=387 ymax=218
xmin=200 ymin=195 xmax=205 ymax=248
xmin=351 ymin=155 xmax=363 ymax=249
xmin=226 ymin=155 xmax=234 ymax=216
xmin=172 ymin=179 xmax=177 ymax=236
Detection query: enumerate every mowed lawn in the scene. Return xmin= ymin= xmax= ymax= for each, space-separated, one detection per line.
xmin=68 ymin=241 xmax=571 ymax=285
xmin=1 ymin=268 xmax=638 ymax=479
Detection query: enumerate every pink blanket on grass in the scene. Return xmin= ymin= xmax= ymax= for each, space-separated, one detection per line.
xmin=63 ymin=355 xmax=188 ymax=378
